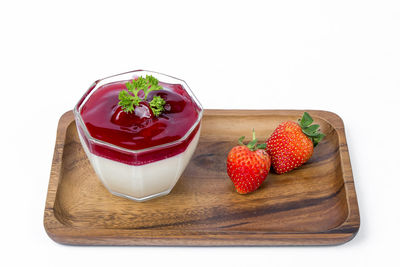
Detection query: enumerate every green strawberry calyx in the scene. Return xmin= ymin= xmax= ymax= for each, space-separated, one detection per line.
xmin=298 ymin=112 xmax=325 ymax=147
xmin=238 ymin=129 xmax=267 ymax=151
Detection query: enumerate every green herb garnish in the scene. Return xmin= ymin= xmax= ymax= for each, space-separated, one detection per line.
xmin=149 ymin=96 xmax=166 ymax=117
xmin=118 ymin=75 xmax=165 ymax=116
xmin=298 ymin=112 xmax=325 ymax=147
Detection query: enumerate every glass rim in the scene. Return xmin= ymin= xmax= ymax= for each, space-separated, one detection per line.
xmin=73 ymin=70 xmax=203 ymax=154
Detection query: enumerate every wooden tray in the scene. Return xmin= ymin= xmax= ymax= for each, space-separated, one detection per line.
xmin=44 ymin=110 xmax=359 ymax=246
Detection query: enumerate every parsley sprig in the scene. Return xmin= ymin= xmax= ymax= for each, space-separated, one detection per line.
xmin=118 ymin=75 xmax=166 ymax=116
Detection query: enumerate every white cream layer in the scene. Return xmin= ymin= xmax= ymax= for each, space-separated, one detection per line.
xmin=78 ymin=129 xmax=201 ymax=201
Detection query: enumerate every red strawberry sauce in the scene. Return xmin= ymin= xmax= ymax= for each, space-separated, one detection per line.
xmin=77 ymin=80 xmax=201 ymax=165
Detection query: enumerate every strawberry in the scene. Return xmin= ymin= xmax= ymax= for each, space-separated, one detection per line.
xmin=266 ymin=112 xmax=325 ymax=174
xmin=227 ymin=130 xmax=271 ymax=194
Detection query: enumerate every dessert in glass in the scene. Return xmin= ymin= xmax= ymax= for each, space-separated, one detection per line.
xmin=73 ymin=70 xmax=203 ymax=202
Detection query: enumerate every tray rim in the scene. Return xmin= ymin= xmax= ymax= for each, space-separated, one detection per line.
xmin=44 ymin=109 xmax=360 ymax=246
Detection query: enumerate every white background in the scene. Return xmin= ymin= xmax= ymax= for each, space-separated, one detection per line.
xmin=1 ymin=0 xmax=399 ymax=266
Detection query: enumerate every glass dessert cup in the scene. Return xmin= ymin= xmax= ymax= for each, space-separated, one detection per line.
xmin=73 ymin=70 xmax=203 ymax=202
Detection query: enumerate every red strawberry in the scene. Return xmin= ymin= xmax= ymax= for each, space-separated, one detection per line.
xmin=266 ymin=112 xmax=325 ymax=174
xmin=227 ymin=130 xmax=271 ymax=194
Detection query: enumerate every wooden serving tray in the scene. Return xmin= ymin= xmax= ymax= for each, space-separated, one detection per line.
xmin=44 ymin=110 xmax=359 ymax=246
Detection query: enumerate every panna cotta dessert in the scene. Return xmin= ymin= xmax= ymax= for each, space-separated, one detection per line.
xmin=73 ymin=70 xmax=203 ymax=201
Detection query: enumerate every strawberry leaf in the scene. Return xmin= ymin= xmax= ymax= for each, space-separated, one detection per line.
xmin=238 ymin=136 xmax=245 ymax=145
xmin=299 ymin=112 xmax=313 ymax=127
xmin=302 ymin=124 xmax=320 ymax=136
xmin=297 ymin=112 xmax=325 ymax=147
xmin=304 ymin=124 xmax=319 ymax=132
xmin=256 ymin=143 xmax=267 ymax=149
xmin=238 ymin=130 xmax=266 ymax=151
xmin=247 ymin=139 xmax=258 ymax=149
xmin=312 ymin=133 xmax=325 ymax=147
xmin=303 ymin=130 xmax=322 ymax=137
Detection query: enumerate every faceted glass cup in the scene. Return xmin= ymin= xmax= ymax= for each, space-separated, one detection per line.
xmin=73 ymin=70 xmax=203 ymax=202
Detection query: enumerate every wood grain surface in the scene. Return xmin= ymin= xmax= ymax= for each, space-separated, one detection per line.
xmin=44 ymin=110 xmax=360 ymax=246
